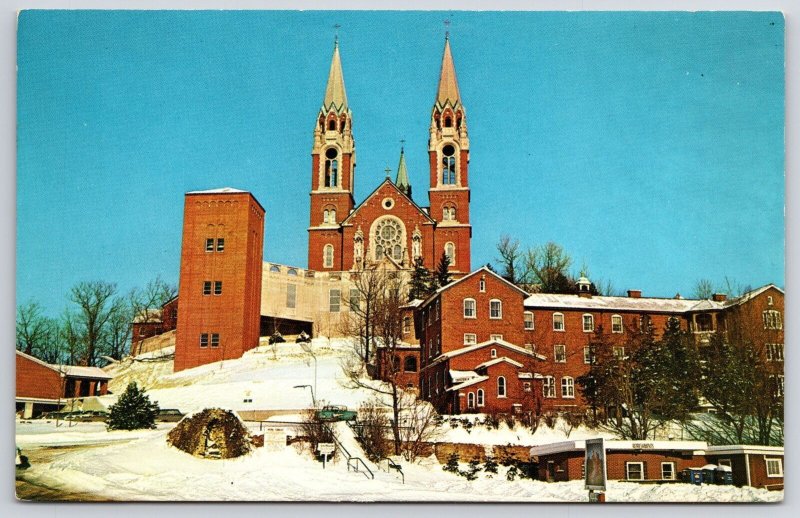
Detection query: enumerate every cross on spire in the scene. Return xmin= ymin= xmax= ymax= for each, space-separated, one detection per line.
xmin=385 ymin=166 xmax=391 ymax=178
xmin=400 ymin=138 xmax=406 ymax=152
xmin=333 ymin=24 xmax=341 ymax=44
xmin=444 ymin=18 xmax=451 ymax=39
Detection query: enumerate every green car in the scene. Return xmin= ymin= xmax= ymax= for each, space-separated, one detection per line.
xmin=315 ymin=405 xmax=357 ymax=422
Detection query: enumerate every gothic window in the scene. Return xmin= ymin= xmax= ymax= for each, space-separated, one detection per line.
xmin=477 ymin=389 xmax=485 ymax=407
xmin=467 ymin=392 xmax=475 ymax=409
xmin=323 ymin=207 xmax=336 ymax=224
xmin=444 ymin=116 xmax=452 ymax=128
xmin=441 ymin=144 xmax=456 ymax=185
xmin=442 ymin=205 xmax=456 ymax=221
xmin=372 ymin=218 xmax=405 ymax=261
xmin=324 ymin=148 xmax=339 ymax=187
xmin=328 ymin=119 xmax=336 ymax=131
xmin=323 ymin=244 xmax=334 ymax=268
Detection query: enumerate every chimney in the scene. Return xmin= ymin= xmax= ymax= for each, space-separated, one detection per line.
xmin=627 ymin=289 xmax=642 ymax=298
xmin=712 ymin=293 xmax=727 ymax=302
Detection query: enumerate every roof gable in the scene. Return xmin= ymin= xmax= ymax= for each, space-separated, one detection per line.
xmin=420 ymin=266 xmax=529 ymax=308
xmin=442 ymin=338 xmax=545 ymax=361
xmin=341 ymin=179 xmax=434 ymax=226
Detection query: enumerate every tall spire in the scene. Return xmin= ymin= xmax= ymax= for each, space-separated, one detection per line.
xmin=435 ymin=36 xmax=461 ymax=108
xmin=323 ymin=41 xmax=348 ymax=112
xmin=395 ymin=147 xmax=412 ymax=198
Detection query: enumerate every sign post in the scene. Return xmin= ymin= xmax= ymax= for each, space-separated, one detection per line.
xmin=317 ymin=442 xmax=335 ymax=469
xmin=585 ymin=438 xmax=607 ymax=502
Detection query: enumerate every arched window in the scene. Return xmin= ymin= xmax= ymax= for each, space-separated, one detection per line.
xmin=324 ymin=148 xmax=339 ymax=187
xmin=561 ymin=377 xmax=575 ymax=398
xmin=467 ymin=392 xmax=475 ymax=409
xmin=445 ymin=242 xmax=455 ymax=263
xmin=322 ymin=208 xmax=336 ymax=224
xmin=463 ymin=298 xmax=476 ymax=318
xmin=489 ymin=299 xmax=502 ymax=319
xmin=404 ymin=356 xmax=417 ymax=372
xmin=327 ymin=119 xmax=336 ymax=131
xmin=269 ymin=264 xmax=281 ymax=273
xmin=287 ymin=268 xmax=298 ymax=276
xmin=323 ymin=244 xmax=334 ymax=268
xmin=497 ymin=376 xmax=507 ymax=398
xmin=441 ymin=144 xmax=456 ymax=185
xmin=442 ymin=205 xmax=456 ymax=221
xmin=477 ymin=389 xmax=485 ymax=407
xmin=490 ymin=348 xmax=497 ymax=358
xmin=444 ymin=116 xmax=452 ymax=128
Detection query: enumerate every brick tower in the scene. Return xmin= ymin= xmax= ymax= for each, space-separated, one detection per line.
xmin=429 ymin=36 xmax=471 ymax=275
xmin=307 ymin=40 xmax=355 ymax=271
xmin=174 ymin=188 xmax=265 ymax=372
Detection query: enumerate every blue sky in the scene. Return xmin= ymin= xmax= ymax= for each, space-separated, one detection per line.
xmin=17 ymin=10 xmax=784 ymax=314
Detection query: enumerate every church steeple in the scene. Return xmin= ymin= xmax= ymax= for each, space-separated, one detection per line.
xmin=395 ymin=147 xmax=411 ymax=199
xmin=323 ymin=41 xmax=348 ymax=113
xmin=435 ymin=36 xmax=461 ymax=109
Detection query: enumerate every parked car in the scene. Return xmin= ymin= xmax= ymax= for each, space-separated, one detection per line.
xmin=156 ymin=409 xmax=185 ymax=422
xmin=315 ymin=405 xmax=357 ymax=422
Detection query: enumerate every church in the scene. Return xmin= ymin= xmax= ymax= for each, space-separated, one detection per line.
xmin=307 ymin=37 xmax=472 ymax=275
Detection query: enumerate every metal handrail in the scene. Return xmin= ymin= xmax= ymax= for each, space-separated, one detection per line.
xmin=381 ymin=457 xmax=405 ymax=484
xmin=325 ymin=422 xmax=374 ymax=480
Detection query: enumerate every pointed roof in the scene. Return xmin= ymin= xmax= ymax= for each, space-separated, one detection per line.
xmin=435 ymin=36 xmax=461 ymax=108
xmin=323 ymin=41 xmax=348 ymax=112
xmin=340 ymin=178 xmax=434 ymax=226
xmin=395 ymin=148 xmax=411 ymax=197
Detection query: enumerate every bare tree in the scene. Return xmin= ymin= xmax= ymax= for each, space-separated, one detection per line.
xmin=694 ymin=279 xmax=714 ymax=299
xmin=67 ymin=280 xmax=122 ymax=366
xmin=338 ymin=265 xmax=389 ymax=365
xmin=495 ymin=235 xmax=523 ymax=284
xmin=129 ymin=275 xmax=177 ymax=324
xmin=16 ymin=301 xmax=52 ymax=356
xmin=524 ymin=242 xmax=574 ymax=294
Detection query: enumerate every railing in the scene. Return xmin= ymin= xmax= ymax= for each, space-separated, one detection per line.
xmin=381 ymin=457 xmax=405 ymax=484
xmin=325 ymin=422 xmax=374 ymax=480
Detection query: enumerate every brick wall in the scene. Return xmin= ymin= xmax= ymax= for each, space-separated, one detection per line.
xmin=16 ymin=353 xmax=63 ymax=400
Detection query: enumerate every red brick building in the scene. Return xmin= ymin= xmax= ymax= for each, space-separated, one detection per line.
xmin=531 ymin=440 xmax=784 ymax=489
xmin=16 ymin=350 xmax=112 ymax=418
xmin=174 ymin=188 xmax=265 ymax=372
xmin=416 ymin=268 xmax=545 ymax=415
xmin=131 ymin=296 xmax=178 ymax=356
xmin=307 ymin=38 xmax=472 ymax=276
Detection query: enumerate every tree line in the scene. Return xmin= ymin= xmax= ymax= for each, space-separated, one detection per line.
xmin=16 ymin=276 xmax=176 ymax=366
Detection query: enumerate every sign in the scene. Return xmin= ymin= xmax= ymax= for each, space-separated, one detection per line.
xmin=317 ymin=443 xmax=335 ymax=455
xmin=585 ymin=438 xmax=607 ymax=491
xmin=632 ymin=443 xmax=654 ymax=449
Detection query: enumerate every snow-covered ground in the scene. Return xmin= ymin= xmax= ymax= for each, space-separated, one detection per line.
xmin=15 ymin=337 xmax=784 ymax=502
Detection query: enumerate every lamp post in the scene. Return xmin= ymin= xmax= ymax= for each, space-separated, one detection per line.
xmin=293 ymin=384 xmax=315 ymax=408
xmin=299 ymin=342 xmax=318 ymax=407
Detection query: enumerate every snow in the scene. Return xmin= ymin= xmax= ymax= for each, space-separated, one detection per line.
xmin=15 ymin=336 xmax=783 ymax=502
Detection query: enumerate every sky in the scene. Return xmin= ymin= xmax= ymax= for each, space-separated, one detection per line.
xmin=16 ymin=10 xmax=784 ymax=315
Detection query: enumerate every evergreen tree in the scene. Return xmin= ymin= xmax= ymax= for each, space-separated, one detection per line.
xmin=443 ymin=452 xmax=460 ymax=473
xmin=106 ymin=382 xmax=160 ymax=431
xmin=408 ymin=257 xmax=432 ymax=301
xmin=483 ymin=456 xmax=499 ymax=474
xmin=434 ymin=251 xmax=452 ymax=289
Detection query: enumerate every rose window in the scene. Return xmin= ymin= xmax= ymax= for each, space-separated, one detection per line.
xmin=373 ymin=219 xmax=404 ymax=261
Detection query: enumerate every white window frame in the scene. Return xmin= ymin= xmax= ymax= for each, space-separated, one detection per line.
xmin=445 ymin=242 xmax=456 ymax=264
xmin=490 ymin=348 xmax=497 ymax=358
xmin=329 ymin=289 xmax=341 ymax=313
xmin=612 ymin=314 xmax=623 ymax=334
xmin=763 ymin=310 xmax=783 ymax=330
xmin=553 ymin=312 xmax=565 ymax=331
xmin=490 ymin=334 xmax=503 ymax=341
xmin=582 ymin=314 xmax=594 ymax=333
xmin=479 ymin=278 xmax=486 ymax=292
xmin=626 ymin=461 xmax=644 ymax=481
xmin=543 ymin=376 xmax=555 ymax=398
xmin=463 ymin=298 xmax=476 ymax=319
xmin=477 ymin=389 xmax=485 ymax=407
xmin=463 ymin=333 xmax=477 ymax=345
xmin=561 ymin=376 xmax=574 ymax=398
xmin=497 ymin=376 xmax=507 ymax=398
xmin=766 ymin=343 xmax=784 ymax=362
xmin=467 ymin=392 xmax=475 ymax=409
xmin=583 ymin=346 xmax=592 ymax=364
xmin=765 ymin=458 xmax=783 ymax=477
xmin=489 ymin=299 xmax=502 ymax=319
xmin=323 ymin=244 xmax=334 ymax=268
xmin=524 ymin=311 xmax=534 ymax=330
xmin=554 ymin=344 xmax=566 ymax=363
xmin=661 ymin=462 xmax=676 ymax=480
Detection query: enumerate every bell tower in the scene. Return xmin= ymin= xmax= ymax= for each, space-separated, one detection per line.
xmin=429 ymin=36 xmax=471 ymax=274
xmin=308 ymin=40 xmax=355 ymax=271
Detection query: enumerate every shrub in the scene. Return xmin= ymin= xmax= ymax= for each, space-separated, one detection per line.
xmin=443 ymin=452 xmax=460 ymax=473
xmin=484 ymin=456 xmax=499 ymax=474
xmin=463 ymin=458 xmax=482 ymax=480
xmin=356 ymin=398 xmax=391 ymax=462
xmin=106 ymin=382 xmax=159 ymax=431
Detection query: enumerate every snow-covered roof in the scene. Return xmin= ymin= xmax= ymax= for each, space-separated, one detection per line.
xmin=723 ymin=284 xmax=784 ymax=308
xmin=376 ymin=341 xmax=420 ymax=350
xmin=440 ymin=338 xmax=546 ymax=362
xmin=447 ymin=375 xmax=489 ymax=392
xmin=704 ymin=444 xmax=784 ymax=456
xmin=530 ymin=439 xmax=709 ymax=457
xmin=187 ymin=187 xmax=247 ymax=194
xmin=524 ymin=292 xmax=723 ymax=313
xmin=449 ymin=369 xmax=479 ymax=383
xmin=59 ymin=365 xmax=114 ymax=380
xmin=402 ymin=298 xmax=424 ymax=309
xmin=517 ymin=372 xmax=533 ymax=379
xmin=474 ymin=357 xmax=524 ymax=370
xmin=132 ymin=309 xmax=162 ymax=323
